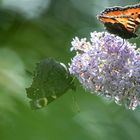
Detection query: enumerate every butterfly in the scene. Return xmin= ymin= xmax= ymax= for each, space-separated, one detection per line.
xmin=97 ymin=3 xmax=140 ymax=39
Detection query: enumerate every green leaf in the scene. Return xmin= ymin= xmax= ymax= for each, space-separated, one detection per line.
xmin=26 ymin=58 xmax=75 ymax=109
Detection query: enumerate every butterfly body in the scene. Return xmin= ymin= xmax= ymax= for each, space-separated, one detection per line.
xmin=97 ymin=3 xmax=140 ymax=39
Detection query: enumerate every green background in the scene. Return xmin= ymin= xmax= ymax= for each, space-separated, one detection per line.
xmin=1 ymin=0 xmax=140 ymax=140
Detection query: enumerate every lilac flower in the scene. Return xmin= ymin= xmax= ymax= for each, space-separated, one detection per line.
xmin=69 ymin=31 xmax=140 ymax=110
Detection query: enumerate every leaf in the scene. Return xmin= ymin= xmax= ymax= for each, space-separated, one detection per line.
xmin=26 ymin=58 xmax=75 ymax=109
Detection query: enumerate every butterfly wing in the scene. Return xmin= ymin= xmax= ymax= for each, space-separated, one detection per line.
xmin=100 ymin=3 xmax=140 ymax=19
xmin=98 ymin=15 xmax=138 ymax=38
xmin=116 ymin=17 xmax=140 ymax=32
xmin=97 ymin=3 xmax=140 ymax=38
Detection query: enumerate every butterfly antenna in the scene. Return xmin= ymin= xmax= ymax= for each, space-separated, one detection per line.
xmin=121 ymin=39 xmax=125 ymax=47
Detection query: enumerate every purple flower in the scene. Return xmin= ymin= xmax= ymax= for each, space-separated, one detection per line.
xmin=69 ymin=31 xmax=140 ymax=110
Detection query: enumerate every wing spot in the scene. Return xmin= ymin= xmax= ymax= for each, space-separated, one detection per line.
xmin=128 ymin=21 xmax=135 ymax=25
xmin=127 ymin=25 xmax=134 ymax=29
xmin=128 ymin=23 xmax=135 ymax=28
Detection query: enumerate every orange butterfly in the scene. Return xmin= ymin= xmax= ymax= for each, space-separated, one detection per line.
xmin=97 ymin=3 xmax=140 ymax=39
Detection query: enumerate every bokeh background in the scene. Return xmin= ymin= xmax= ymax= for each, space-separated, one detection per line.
xmin=1 ymin=0 xmax=140 ymax=140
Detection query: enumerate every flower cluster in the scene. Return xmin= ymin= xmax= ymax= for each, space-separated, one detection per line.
xmin=69 ymin=31 xmax=140 ymax=110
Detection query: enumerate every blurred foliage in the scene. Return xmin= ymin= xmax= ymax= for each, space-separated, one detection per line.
xmin=1 ymin=0 xmax=140 ymax=140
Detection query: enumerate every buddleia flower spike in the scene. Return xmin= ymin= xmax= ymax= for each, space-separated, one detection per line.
xmin=69 ymin=31 xmax=140 ymax=110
